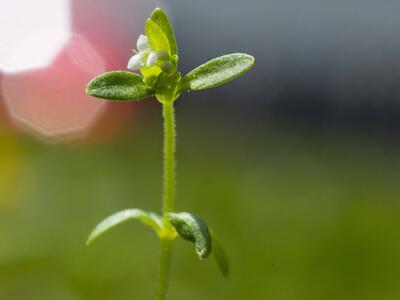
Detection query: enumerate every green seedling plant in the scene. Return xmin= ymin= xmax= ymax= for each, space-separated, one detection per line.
xmin=85 ymin=7 xmax=254 ymax=300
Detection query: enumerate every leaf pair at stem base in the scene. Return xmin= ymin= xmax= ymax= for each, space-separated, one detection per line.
xmin=87 ymin=209 xmax=229 ymax=277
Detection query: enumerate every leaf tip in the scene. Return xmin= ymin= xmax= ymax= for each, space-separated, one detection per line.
xmin=153 ymin=7 xmax=163 ymax=14
xmin=247 ymin=54 xmax=255 ymax=65
xmin=86 ymin=234 xmax=95 ymax=246
xmin=85 ymin=78 xmax=95 ymax=95
xmin=221 ymin=267 xmax=230 ymax=278
xmin=210 ymin=229 xmax=230 ymax=277
xmin=247 ymin=54 xmax=256 ymax=69
xmin=151 ymin=7 xmax=168 ymax=20
xmin=236 ymin=53 xmax=255 ymax=70
xmin=145 ymin=17 xmax=153 ymax=25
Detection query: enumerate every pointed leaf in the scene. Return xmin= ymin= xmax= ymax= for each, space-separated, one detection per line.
xmin=87 ymin=209 xmax=162 ymax=245
xmin=210 ymin=229 xmax=230 ymax=277
xmin=86 ymin=71 xmax=154 ymax=101
xmin=167 ymin=212 xmax=212 ymax=259
xmin=178 ymin=53 xmax=255 ymax=92
xmin=145 ymin=18 xmax=171 ymax=55
xmin=151 ymin=7 xmax=178 ymax=56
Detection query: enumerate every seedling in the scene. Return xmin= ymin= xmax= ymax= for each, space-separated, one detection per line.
xmin=85 ymin=7 xmax=254 ymax=300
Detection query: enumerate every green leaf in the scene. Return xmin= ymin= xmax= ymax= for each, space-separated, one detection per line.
xmin=210 ymin=229 xmax=230 ymax=277
xmin=178 ymin=53 xmax=255 ymax=92
xmin=87 ymin=209 xmax=162 ymax=245
xmin=145 ymin=18 xmax=171 ymax=55
xmin=151 ymin=7 xmax=178 ymax=56
xmin=86 ymin=71 xmax=154 ymax=101
xmin=167 ymin=212 xmax=212 ymax=259
xmin=141 ymin=65 xmax=163 ymax=78
xmin=141 ymin=65 xmax=163 ymax=87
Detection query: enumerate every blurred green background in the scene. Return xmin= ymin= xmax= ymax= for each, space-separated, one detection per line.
xmin=2 ymin=0 xmax=400 ymax=299
xmin=1 ymin=105 xmax=400 ymax=299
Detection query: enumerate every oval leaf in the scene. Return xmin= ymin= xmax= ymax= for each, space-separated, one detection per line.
xmin=86 ymin=71 xmax=154 ymax=101
xmin=167 ymin=212 xmax=212 ymax=259
xmin=210 ymin=229 xmax=230 ymax=277
xmin=145 ymin=18 xmax=171 ymax=55
xmin=87 ymin=209 xmax=162 ymax=245
xmin=151 ymin=7 xmax=178 ymax=56
xmin=178 ymin=53 xmax=255 ymax=92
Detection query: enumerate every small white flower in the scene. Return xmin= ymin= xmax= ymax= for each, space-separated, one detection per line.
xmin=127 ymin=35 xmax=171 ymax=71
xmin=146 ymin=51 xmax=159 ymax=67
xmin=127 ymin=54 xmax=144 ymax=70
xmin=127 ymin=34 xmax=156 ymax=71
xmin=137 ymin=34 xmax=151 ymax=53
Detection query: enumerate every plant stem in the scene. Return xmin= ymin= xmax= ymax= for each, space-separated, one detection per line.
xmin=155 ymin=101 xmax=176 ymax=300
xmin=162 ymin=101 xmax=176 ymax=217
xmin=156 ymin=238 xmax=173 ymax=300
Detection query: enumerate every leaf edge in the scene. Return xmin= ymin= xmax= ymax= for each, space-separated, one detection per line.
xmin=86 ymin=209 xmax=162 ymax=246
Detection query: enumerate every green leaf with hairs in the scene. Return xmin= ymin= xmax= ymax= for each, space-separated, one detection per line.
xmin=178 ymin=53 xmax=255 ymax=92
xmin=87 ymin=209 xmax=162 ymax=245
xmin=86 ymin=71 xmax=154 ymax=101
xmin=151 ymin=7 xmax=178 ymax=56
xmin=145 ymin=18 xmax=171 ymax=55
xmin=167 ymin=212 xmax=212 ymax=259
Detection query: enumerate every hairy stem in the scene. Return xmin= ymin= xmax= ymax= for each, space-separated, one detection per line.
xmin=156 ymin=238 xmax=173 ymax=300
xmin=155 ymin=101 xmax=176 ymax=300
xmin=162 ymin=101 xmax=176 ymax=217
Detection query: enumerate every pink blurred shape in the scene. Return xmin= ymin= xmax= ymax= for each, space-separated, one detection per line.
xmin=1 ymin=35 xmax=107 ymax=140
xmin=0 ymin=0 xmax=155 ymax=141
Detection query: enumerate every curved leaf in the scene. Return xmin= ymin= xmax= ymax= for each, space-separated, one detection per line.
xmin=86 ymin=71 xmax=154 ymax=101
xmin=178 ymin=53 xmax=255 ymax=92
xmin=151 ymin=7 xmax=178 ymax=56
xmin=167 ymin=212 xmax=212 ymax=259
xmin=210 ymin=229 xmax=230 ymax=277
xmin=87 ymin=209 xmax=162 ymax=245
xmin=145 ymin=18 xmax=171 ymax=55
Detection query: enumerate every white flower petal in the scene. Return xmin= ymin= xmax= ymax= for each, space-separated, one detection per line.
xmin=137 ymin=34 xmax=151 ymax=53
xmin=146 ymin=51 xmax=158 ymax=67
xmin=127 ymin=54 xmax=144 ymax=70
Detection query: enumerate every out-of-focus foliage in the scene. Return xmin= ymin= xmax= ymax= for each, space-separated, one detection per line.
xmin=0 ymin=132 xmax=20 ymax=208
xmin=0 ymin=115 xmax=400 ymax=300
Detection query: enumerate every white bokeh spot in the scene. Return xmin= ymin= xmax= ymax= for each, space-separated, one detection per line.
xmin=0 ymin=0 xmax=71 ymax=73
